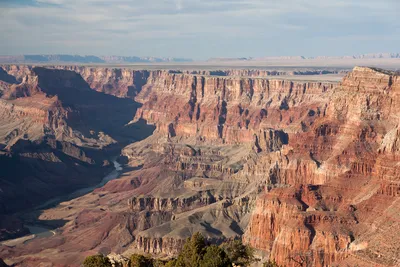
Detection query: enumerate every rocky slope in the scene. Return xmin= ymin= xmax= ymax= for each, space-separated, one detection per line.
xmin=132 ymin=70 xmax=333 ymax=144
xmin=0 ymin=66 xmax=154 ymax=232
xmin=0 ymin=66 xmax=399 ymax=267
xmin=1 ymin=65 xmax=346 ymax=98
xmin=243 ymin=67 xmax=400 ymax=266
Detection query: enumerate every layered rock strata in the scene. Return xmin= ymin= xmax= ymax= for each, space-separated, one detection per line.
xmin=0 ymin=67 xmax=154 ymax=222
xmin=0 ymin=66 xmax=399 ymax=267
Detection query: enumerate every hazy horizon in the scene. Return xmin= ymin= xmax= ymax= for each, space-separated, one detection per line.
xmin=1 ymin=0 xmax=399 ymax=59
xmin=1 ymin=52 xmax=400 ymax=60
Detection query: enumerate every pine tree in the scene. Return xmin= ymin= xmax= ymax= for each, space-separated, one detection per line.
xmin=220 ymin=239 xmax=255 ymax=266
xmin=83 ymin=254 xmax=112 ymax=267
xmin=175 ymin=232 xmax=206 ymax=267
xmin=200 ymin=245 xmax=231 ymax=267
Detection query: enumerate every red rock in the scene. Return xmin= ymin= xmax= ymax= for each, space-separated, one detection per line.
xmin=0 ymin=66 xmax=399 ymax=267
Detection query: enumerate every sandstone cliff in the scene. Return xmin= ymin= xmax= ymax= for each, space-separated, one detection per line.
xmin=0 ymin=66 xmax=399 ymax=267
xmin=0 ymin=66 xmax=154 ymax=223
xmin=132 ymin=70 xmax=332 ymax=145
xmin=243 ymin=67 xmax=400 ymax=266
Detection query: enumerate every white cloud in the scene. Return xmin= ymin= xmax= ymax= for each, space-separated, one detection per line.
xmin=0 ymin=0 xmax=398 ymax=58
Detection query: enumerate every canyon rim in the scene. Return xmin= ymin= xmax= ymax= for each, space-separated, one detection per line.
xmin=1 ymin=0 xmax=400 ymax=266
xmin=0 ymin=64 xmax=398 ymax=266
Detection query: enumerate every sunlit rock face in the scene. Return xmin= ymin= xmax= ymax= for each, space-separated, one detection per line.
xmin=244 ymin=67 xmax=400 ymax=267
xmin=0 ymin=66 xmax=399 ymax=267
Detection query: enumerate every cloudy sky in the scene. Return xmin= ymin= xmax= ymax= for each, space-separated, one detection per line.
xmin=0 ymin=0 xmax=399 ymax=59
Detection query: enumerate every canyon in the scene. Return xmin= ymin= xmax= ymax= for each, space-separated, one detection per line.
xmin=0 ymin=65 xmax=398 ymax=267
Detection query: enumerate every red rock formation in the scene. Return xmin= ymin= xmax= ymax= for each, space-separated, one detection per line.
xmin=244 ymin=186 xmax=355 ymax=266
xmin=1 ymin=65 xmax=344 ymax=98
xmin=133 ymin=71 xmax=333 ymax=145
xmin=0 ymin=66 xmax=153 ymax=221
xmin=52 ymin=66 xmax=150 ymax=98
xmin=243 ymin=67 xmax=400 ymax=266
xmin=0 ymin=66 xmax=399 ymax=267
xmin=185 ymin=69 xmax=346 ymax=77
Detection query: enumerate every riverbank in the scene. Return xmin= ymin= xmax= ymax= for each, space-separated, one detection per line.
xmin=0 ymin=160 xmax=123 ymax=247
xmin=33 ymin=160 xmax=122 ymax=211
xmin=0 ymin=225 xmax=57 ymax=247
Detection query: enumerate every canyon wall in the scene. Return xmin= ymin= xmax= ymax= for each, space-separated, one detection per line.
xmin=243 ymin=67 xmax=400 ymax=266
xmin=0 ymin=66 xmax=399 ymax=267
xmin=0 ymin=66 xmax=154 ymax=219
xmin=133 ymin=70 xmax=333 ymax=144
xmin=1 ymin=65 xmax=343 ymax=97
xmin=126 ymin=66 xmax=399 ymax=266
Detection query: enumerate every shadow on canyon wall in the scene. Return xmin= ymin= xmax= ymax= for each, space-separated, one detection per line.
xmin=0 ymin=68 xmax=18 ymax=84
xmin=0 ymin=67 xmax=156 ymax=240
xmin=32 ymin=67 xmax=153 ymax=143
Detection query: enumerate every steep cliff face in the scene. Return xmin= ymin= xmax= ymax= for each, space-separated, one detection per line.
xmin=0 ymin=68 xmax=106 ymax=148
xmin=0 ymin=66 xmax=154 ymax=146
xmin=0 ymin=67 xmax=154 ymax=221
xmin=0 ymin=68 xmax=17 ymax=85
xmin=134 ymin=70 xmax=333 ymax=145
xmin=244 ymin=186 xmax=355 ymax=266
xmin=1 ymin=65 xmax=32 ymax=82
xmin=187 ymin=69 xmax=346 ymax=77
xmin=2 ymin=65 xmax=344 ymax=99
xmin=124 ymin=67 xmax=399 ymax=266
xmin=0 ymin=65 xmax=345 ymax=155
xmin=243 ymin=67 xmax=400 ymax=267
xmin=54 ymin=66 xmax=150 ymax=98
xmin=1 ymin=66 xmax=399 ymax=267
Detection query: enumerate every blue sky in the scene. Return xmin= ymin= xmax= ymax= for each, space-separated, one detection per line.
xmin=0 ymin=0 xmax=399 ymax=59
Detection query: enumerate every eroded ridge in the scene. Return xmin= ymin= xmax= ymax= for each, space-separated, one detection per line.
xmin=0 ymin=66 xmax=398 ymax=267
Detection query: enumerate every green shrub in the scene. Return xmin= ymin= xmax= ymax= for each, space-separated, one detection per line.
xmin=200 ymin=245 xmax=231 ymax=267
xmin=130 ymin=254 xmax=153 ymax=267
xmin=83 ymin=254 xmax=112 ymax=267
xmin=164 ymin=259 xmax=177 ymax=267
xmin=83 ymin=234 xmax=260 ymax=267
xmin=220 ymin=239 xmax=255 ymax=266
xmin=152 ymin=259 xmax=168 ymax=267
xmin=263 ymin=259 xmax=279 ymax=267
xmin=175 ymin=232 xmax=206 ymax=267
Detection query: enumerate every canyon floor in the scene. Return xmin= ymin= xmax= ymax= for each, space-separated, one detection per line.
xmin=0 ymin=64 xmax=399 ymax=267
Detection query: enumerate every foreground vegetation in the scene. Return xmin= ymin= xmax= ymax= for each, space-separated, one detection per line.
xmin=83 ymin=232 xmax=280 ymax=267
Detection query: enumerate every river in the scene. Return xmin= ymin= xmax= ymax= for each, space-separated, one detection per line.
xmin=34 ymin=160 xmax=122 ymax=210
xmin=0 ymin=160 xmax=123 ymax=247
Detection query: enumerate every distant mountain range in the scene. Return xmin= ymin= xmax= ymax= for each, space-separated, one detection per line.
xmin=208 ymin=53 xmax=400 ymax=62
xmin=0 ymin=53 xmax=399 ymax=64
xmin=0 ymin=55 xmax=193 ymax=64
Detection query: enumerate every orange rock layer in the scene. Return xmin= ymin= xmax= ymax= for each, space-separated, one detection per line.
xmin=0 ymin=66 xmax=399 ymax=267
